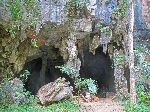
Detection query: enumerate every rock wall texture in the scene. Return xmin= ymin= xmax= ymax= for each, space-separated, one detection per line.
xmin=141 ymin=0 xmax=150 ymax=28
xmin=0 ymin=26 xmax=40 ymax=80
xmin=135 ymin=0 xmax=150 ymax=29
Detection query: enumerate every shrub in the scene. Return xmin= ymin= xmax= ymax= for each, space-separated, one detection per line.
xmin=56 ymin=65 xmax=80 ymax=79
xmin=75 ymin=78 xmax=98 ymax=94
xmin=56 ymin=64 xmax=98 ymax=95
xmin=0 ymin=70 xmax=36 ymax=108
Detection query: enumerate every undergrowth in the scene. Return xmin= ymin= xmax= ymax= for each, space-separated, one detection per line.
xmin=123 ymin=44 xmax=150 ymax=112
xmin=0 ymin=100 xmax=81 ymax=112
xmin=124 ymin=100 xmax=150 ymax=112
xmin=0 ymin=70 xmax=81 ymax=112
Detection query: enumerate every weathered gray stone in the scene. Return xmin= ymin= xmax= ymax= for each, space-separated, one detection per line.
xmin=113 ymin=49 xmax=129 ymax=99
xmin=37 ymin=77 xmax=73 ymax=105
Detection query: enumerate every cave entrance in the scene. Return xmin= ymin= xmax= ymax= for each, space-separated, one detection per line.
xmin=79 ymin=46 xmax=115 ymax=97
xmin=23 ymin=47 xmax=65 ymax=95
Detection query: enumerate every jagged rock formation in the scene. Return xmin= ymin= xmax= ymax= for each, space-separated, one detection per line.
xmin=37 ymin=77 xmax=73 ymax=105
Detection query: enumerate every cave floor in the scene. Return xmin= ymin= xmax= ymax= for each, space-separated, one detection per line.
xmin=79 ymin=98 xmax=125 ymax=112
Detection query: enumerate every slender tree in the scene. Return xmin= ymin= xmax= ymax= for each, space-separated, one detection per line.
xmin=128 ymin=0 xmax=136 ymax=104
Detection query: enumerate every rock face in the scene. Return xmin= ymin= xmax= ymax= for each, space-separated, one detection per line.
xmin=141 ymin=0 xmax=150 ymax=29
xmin=37 ymin=77 xmax=73 ymax=105
xmin=0 ymin=24 xmax=41 ymax=81
xmin=113 ymin=49 xmax=129 ymax=99
xmin=95 ymin=0 xmax=118 ymax=24
xmin=134 ymin=0 xmax=150 ymax=41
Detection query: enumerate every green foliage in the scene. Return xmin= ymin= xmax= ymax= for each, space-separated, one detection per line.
xmin=113 ymin=0 xmax=127 ymax=18
xmin=0 ymin=70 xmax=36 ymax=109
xmin=71 ymin=0 xmax=90 ymax=7
xmin=31 ymin=39 xmax=39 ymax=48
xmin=8 ymin=0 xmax=22 ymax=21
xmin=0 ymin=100 xmax=81 ymax=112
xmin=124 ymin=100 xmax=150 ymax=112
xmin=100 ymin=26 xmax=112 ymax=37
xmin=119 ymin=0 xmax=127 ymax=17
xmin=23 ymin=90 xmax=39 ymax=105
xmin=56 ymin=65 xmax=80 ymax=79
xmin=134 ymin=44 xmax=150 ymax=76
xmin=76 ymin=78 xmax=98 ymax=94
xmin=2 ymin=0 xmax=40 ymax=38
xmin=139 ymin=91 xmax=150 ymax=104
xmin=56 ymin=64 xmax=98 ymax=95
xmin=43 ymin=100 xmax=81 ymax=112
xmin=0 ymin=78 xmax=12 ymax=108
xmin=19 ymin=70 xmax=31 ymax=82
xmin=0 ymin=78 xmax=81 ymax=112
xmin=124 ymin=44 xmax=150 ymax=111
xmin=136 ymin=76 xmax=150 ymax=105
xmin=0 ymin=78 xmax=37 ymax=109
xmin=134 ymin=44 xmax=150 ymax=102
xmin=0 ymin=72 xmax=80 ymax=111
xmin=145 ymin=8 xmax=150 ymax=11
xmin=0 ymin=104 xmax=39 ymax=112
xmin=113 ymin=54 xmax=125 ymax=67
xmin=136 ymin=43 xmax=150 ymax=103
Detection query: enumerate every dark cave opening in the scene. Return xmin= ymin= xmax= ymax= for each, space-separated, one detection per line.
xmin=24 ymin=46 xmax=115 ymax=96
xmin=24 ymin=57 xmax=66 ymax=95
xmin=24 ymin=58 xmax=42 ymax=95
xmin=24 ymin=47 xmax=66 ymax=95
xmin=79 ymin=46 xmax=115 ymax=95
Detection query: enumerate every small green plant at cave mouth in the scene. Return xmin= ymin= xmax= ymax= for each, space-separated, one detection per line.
xmin=56 ymin=64 xmax=98 ymax=95
xmin=76 ymin=78 xmax=98 ymax=94
xmin=19 ymin=70 xmax=31 ymax=82
xmin=56 ymin=64 xmax=80 ymax=79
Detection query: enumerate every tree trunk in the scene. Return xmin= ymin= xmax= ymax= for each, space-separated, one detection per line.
xmin=128 ymin=0 xmax=136 ymax=104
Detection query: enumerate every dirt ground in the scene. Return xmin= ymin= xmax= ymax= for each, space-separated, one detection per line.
xmin=78 ymin=97 xmax=125 ymax=112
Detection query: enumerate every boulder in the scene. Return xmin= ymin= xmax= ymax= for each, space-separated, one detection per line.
xmin=37 ymin=77 xmax=73 ymax=105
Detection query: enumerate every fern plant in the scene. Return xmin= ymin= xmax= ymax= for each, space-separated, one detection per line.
xmin=56 ymin=65 xmax=80 ymax=79
xmin=56 ymin=64 xmax=98 ymax=95
xmin=76 ymin=78 xmax=98 ymax=94
xmin=19 ymin=70 xmax=31 ymax=82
